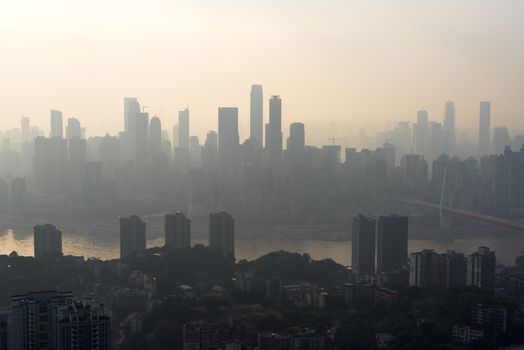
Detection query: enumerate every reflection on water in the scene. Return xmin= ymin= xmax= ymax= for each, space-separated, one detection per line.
xmin=1 ymin=228 xmax=523 ymax=265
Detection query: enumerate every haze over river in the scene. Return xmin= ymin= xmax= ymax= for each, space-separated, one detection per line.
xmin=1 ymin=216 xmax=523 ymax=266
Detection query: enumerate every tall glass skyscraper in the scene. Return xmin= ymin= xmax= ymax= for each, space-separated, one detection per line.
xmin=250 ymin=84 xmax=263 ymax=146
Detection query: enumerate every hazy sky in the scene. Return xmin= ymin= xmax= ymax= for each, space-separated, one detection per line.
xmin=1 ymin=0 xmax=523 ymax=142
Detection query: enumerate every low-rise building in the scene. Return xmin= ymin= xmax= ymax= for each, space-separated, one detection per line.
xmin=452 ymin=325 xmax=485 ymax=344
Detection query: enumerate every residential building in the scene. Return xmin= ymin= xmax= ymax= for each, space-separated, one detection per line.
xmin=11 ymin=291 xmax=73 ymax=350
xmin=409 ymin=249 xmax=439 ymax=288
xmin=376 ymin=215 xmax=408 ymax=273
xmin=351 ymin=215 xmax=376 ymax=275
xmin=165 ymin=212 xmax=191 ymax=250
xmin=34 ymin=224 xmax=62 ymax=258
xmin=56 ymin=300 xmax=111 ymax=350
xmin=209 ymin=212 xmax=235 ymax=257
xmin=120 ymin=216 xmax=146 ymax=259
xmin=467 ymin=247 xmax=496 ymax=291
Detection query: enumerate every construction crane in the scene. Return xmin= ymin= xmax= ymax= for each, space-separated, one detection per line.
xmin=327 ymin=137 xmax=346 ymax=146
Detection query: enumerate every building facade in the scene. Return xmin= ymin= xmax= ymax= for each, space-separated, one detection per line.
xmin=467 ymin=247 xmax=496 ymax=291
xmin=165 ymin=212 xmax=191 ymax=250
xmin=33 ymin=224 xmax=62 ymax=259
xmin=120 ymin=216 xmax=146 ymax=259
xmin=376 ymin=215 xmax=408 ymax=273
xmin=11 ymin=291 xmax=74 ymax=350
xmin=209 ymin=212 xmax=235 ymax=257
xmin=351 ymin=215 xmax=376 ymax=275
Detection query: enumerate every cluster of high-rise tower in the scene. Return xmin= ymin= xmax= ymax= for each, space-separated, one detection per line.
xmin=351 ymin=214 xmax=497 ymax=292
xmin=408 ymin=246 xmax=496 ymax=291
xmin=351 ymin=214 xmax=409 ymax=275
xmin=1 ymin=85 xmax=311 ymax=220
xmin=119 ymin=211 xmax=235 ymax=259
xmin=0 ymin=88 xmax=522 ymax=222
xmin=385 ymin=100 xmax=521 ymax=162
xmin=31 ymin=212 xmax=235 ymax=260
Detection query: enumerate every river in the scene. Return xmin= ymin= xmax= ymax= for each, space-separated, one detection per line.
xmin=1 ymin=221 xmax=523 ymax=265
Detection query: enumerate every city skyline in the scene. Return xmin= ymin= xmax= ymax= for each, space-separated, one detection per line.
xmin=1 ymin=1 xmax=524 ymax=138
xmin=1 ymin=95 xmax=522 ymax=152
xmin=2 ymin=2 xmax=524 ymax=349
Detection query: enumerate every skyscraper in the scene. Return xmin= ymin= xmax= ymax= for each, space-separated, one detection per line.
xmin=34 ymin=224 xmax=62 ymax=258
xmin=351 ymin=215 xmax=376 ymax=275
xmin=135 ymin=112 xmax=149 ymax=170
xmin=209 ymin=211 xmax=235 ymax=257
xmin=172 ymin=124 xmax=179 ymax=149
xmin=414 ymin=110 xmax=428 ymax=156
xmin=202 ymin=131 xmax=218 ymax=170
xmin=124 ymin=97 xmax=141 ymax=162
xmin=189 ymin=136 xmax=202 ymax=169
xmin=21 ymin=116 xmax=30 ymax=142
xmin=56 ymin=300 xmax=111 ymax=350
xmin=428 ymin=121 xmax=442 ymax=161
xmin=178 ymin=108 xmax=190 ymax=150
xmin=467 ymin=246 xmax=496 ymax=291
xmin=286 ymin=123 xmax=305 ymax=163
xmin=50 ymin=109 xmax=63 ymax=138
xmin=490 ymin=145 xmax=524 ymax=208
xmin=68 ymin=137 xmax=87 ymax=194
xmin=124 ymin=97 xmax=140 ymax=133
xmin=120 ymin=215 xmax=146 ymax=259
xmin=493 ymin=126 xmax=510 ymax=154
xmin=165 ymin=212 xmax=191 ymax=250
xmin=376 ymin=215 xmax=408 ymax=273
xmin=267 ymin=96 xmax=283 ymax=166
xmin=11 ymin=291 xmax=73 ymax=350
xmin=66 ymin=117 xmax=82 ymax=139
xmin=478 ymin=101 xmax=491 ymax=156
xmin=250 ymin=84 xmax=264 ymax=146
xmin=444 ymin=101 xmax=455 ymax=130
xmin=443 ymin=101 xmax=456 ymax=155
xmin=34 ymin=136 xmax=68 ymax=193
xmin=149 ymin=116 xmax=162 ymax=154
xmin=218 ymin=107 xmax=239 ymax=173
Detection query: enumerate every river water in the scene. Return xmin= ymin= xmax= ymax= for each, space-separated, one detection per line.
xmin=1 ymin=223 xmax=523 ymax=266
